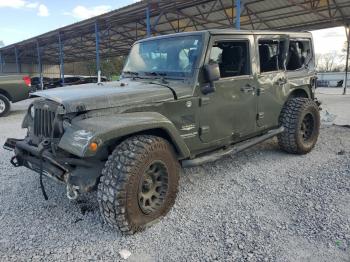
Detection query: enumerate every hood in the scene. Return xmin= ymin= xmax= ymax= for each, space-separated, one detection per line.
xmin=31 ymin=79 xmax=192 ymax=113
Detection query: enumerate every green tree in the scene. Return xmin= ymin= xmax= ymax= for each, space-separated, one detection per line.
xmin=85 ymin=56 xmax=126 ymax=80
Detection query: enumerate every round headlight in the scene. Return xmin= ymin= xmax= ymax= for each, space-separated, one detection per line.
xmin=30 ymin=105 xmax=35 ymax=119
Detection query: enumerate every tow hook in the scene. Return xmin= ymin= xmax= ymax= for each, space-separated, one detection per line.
xmin=66 ymin=184 xmax=79 ymax=200
xmin=10 ymin=156 xmax=20 ymax=167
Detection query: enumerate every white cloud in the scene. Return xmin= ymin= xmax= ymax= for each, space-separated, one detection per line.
xmin=37 ymin=3 xmax=49 ymax=16
xmin=0 ymin=0 xmax=27 ymax=8
xmin=65 ymin=5 xmax=112 ymax=20
xmin=0 ymin=0 xmax=38 ymax=9
xmin=26 ymin=2 xmax=38 ymax=8
xmin=0 ymin=1 xmax=46 ymax=17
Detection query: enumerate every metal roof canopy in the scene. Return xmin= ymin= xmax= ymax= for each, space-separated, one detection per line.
xmin=1 ymin=0 xmax=350 ymax=64
xmin=1 ymin=0 xmax=350 ymax=93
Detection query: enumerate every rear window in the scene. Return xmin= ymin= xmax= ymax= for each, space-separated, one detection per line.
xmin=258 ymin=39 xmax=287 ymax=73
xmin=286 ymin=39 xmax=313 ymax=71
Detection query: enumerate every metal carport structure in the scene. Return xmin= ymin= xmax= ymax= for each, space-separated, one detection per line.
xmin=0 ymin=0 xmax=350 ymax=92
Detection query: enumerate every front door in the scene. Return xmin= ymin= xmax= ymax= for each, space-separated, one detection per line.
xmin=199 ymin=35 xmax=258 ymax=144
xmin=256 ymin=36 xmax=289 ymax=129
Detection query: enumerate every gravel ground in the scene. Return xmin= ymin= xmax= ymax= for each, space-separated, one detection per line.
xmin=0 ymin=92 xmax=349 ymax=262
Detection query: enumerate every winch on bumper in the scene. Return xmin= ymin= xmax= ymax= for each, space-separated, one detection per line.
xmin=3 ymin=138 xmax=104 ymax=199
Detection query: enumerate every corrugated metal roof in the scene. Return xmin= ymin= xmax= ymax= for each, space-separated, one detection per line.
xmin=0 ymin=0 xmax=349 ymax=64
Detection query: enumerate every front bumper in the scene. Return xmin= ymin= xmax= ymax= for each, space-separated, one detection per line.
xmin=3 ymin=138 xmax=104 ymax=193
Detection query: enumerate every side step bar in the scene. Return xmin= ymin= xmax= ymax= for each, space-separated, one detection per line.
xmin=182 ymin=127 xmax=284 ymax=168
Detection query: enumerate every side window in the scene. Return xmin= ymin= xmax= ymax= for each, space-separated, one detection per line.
xmin=259 ymin=39 xmax=286 ymax=73
xmin=286 ymin=40 xmax=312 ymax=71
xmin=209 ymin=41 xmax=250 ymax=78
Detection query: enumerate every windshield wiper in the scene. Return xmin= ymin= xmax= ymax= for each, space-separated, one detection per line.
xmin=124 ymin=71 xmax=177 ymax=100
xmin=147 ymin=71 xmax=167 ymax=76
xmin=123 ymin=71 xmax=138 ymax=76
xmin=144 ymin=71 xmax=169 ymax=83
xmin=145 ymin=71 xmax=187 ymax=82
xmin=122 ymin=71 xmax=145 ymax=79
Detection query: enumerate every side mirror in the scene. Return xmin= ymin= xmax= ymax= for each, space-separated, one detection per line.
xmin=202 ymin=63 xmax=220 ymax=95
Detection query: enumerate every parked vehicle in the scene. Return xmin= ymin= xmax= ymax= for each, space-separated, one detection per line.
xmin=81 ymin=76 xmax=108 ymax=84
xmin=337 ymin=80 xmax=344 ymax=87
xmin=46 ymin=76 xmax=108 ymax=89
xmin=45 ymin=78 xmax=62 ymax=89
xmin=0 ymin=74 xmax=31 ymax=117
xmin=45 ymin=77 xmax=82 ymax=89
xmin=4 ymin=30 xmax=320 ymax=234
xmin=30 ymin=77 xmax=51 ymax=91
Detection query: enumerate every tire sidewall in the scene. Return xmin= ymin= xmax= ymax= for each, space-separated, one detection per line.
xmin=0 ymin=95 xmax=10 ymax=117
xmin=295 ymin=102 xmax=320 ymax=153
xmin=124 ymin=141 xmax=179 ymax=229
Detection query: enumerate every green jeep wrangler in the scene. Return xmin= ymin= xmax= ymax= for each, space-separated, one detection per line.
xmin=4 ymin=30 xmax=320 ymax=234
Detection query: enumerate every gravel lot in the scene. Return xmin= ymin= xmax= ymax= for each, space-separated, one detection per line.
xmin=0 ymin=89 xmax=349 ymax=261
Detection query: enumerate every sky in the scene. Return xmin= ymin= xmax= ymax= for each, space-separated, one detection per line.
xmin=0 ymin=0 xmax=138 ymax=46
xmin=0 ymin=0 xmax=347 ymax=55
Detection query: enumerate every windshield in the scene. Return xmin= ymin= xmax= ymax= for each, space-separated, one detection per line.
xmin=123 ymin=35 xmax=203 ymax=78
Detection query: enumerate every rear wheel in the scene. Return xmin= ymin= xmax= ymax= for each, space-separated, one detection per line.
xmin=278 ymin=97 xmax=320 ymax=154
xmin=0 ymin=94 xmax=11 ymax=117
xmin=97 ymin=135 xmax=180 ymax=234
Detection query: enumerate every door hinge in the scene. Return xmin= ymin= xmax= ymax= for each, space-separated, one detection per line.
xmin=199 ymin=97 xmax=210 ymax=106
xmin=257 ymin=112 xmax=264 ymax=120
xmin=257 ymin=88 xmax=265 ymax=96
xmin=199 ymin=126 xmax=210 ymax=135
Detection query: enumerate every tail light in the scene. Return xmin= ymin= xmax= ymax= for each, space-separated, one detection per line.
xmin=23 ymin=76 xmax=31 ymax=87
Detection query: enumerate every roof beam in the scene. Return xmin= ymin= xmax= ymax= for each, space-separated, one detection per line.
xmin=287 ymin=0 xmax=330 ymax=20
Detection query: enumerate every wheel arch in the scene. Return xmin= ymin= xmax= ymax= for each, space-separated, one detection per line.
xmin=104 ymin=127 xmax=189 ymax=160
xmin=288 ymin=87 xmax=310 ymax=99
xmin=0 ymin=89 xmax=12 ymax=102
xmin=58 ymin=112 xmax=191 ymax=160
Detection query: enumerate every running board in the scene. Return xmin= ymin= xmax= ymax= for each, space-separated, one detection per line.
xmin=181 ymin=127 xmax=284 ymax=168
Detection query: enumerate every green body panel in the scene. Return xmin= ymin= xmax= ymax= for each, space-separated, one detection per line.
xmin=0 ymin=74 xmax=29 ymax=102
xmin=26 ymin=30 xmax=316 ymax=161
xmin=58 ymin=112 xmax=191 ymax=159
xmin=198 ymin=76 xmax=258 ymax=143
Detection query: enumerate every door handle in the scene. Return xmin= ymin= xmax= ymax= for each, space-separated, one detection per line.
xmin=240 ymin=84 xmax=255 ymax=93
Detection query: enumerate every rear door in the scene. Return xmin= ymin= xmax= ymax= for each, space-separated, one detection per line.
xmin=199 ymin=34 xmax=258 ymax=144
xmin=256 ymin=35 xmax=289 ymax=129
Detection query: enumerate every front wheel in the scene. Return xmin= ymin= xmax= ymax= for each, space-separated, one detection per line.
xmin=97 ymin=135 xmax=180 ymax=234
xmin=278 ymin=98 xmax=320 ymax=154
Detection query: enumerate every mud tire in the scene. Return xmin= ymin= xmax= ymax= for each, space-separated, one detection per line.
xmin=97 ymin=135 xmax=180 ymax=234
xmin=278 ymin=98 xmax=320 ymax=154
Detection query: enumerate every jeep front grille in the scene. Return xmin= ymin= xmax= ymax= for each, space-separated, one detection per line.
xmin=34 ymin=108 xmax=56 ymax=137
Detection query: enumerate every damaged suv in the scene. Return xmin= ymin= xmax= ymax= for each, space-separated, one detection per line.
xmin=4 ymin=30 xmax=320 ymax=234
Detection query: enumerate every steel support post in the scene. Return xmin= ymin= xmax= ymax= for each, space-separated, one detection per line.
xmin=95 ymin=21 xmax=101 ymax=83
xmin=36 ymin=40 xmax=43 ymax=90
xmin=146 ymin=5 xmax=151 ymax=37
xmin=58 ymin=32 xmax=65 ymax=86
xmin=344 ymin=25 xmax=349 ymax=95
xmin=14 ymin=47 xmax=20 ymax=73
xmin=235 ymin=0 xmax=241 ymax=30
xmin=0 ymin=51 xmax=3 ymax=73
